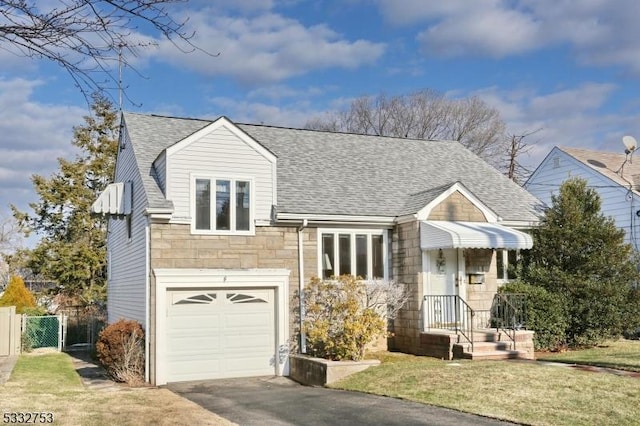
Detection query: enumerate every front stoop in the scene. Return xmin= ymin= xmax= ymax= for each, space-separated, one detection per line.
xmin=420 ymin=329 xmax=535 ymax=361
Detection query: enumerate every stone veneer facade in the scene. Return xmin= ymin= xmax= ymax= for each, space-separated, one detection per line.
xmin=147 ymin=223 xmax=318 ymax=383
xmin=145 ymin=188 xmax=510 ymax=370
xmin=390 ymin=190 xmax=506 ymax=354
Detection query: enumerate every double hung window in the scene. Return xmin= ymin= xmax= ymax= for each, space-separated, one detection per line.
xmin=193 ymin=176 xmax=253 ymax=234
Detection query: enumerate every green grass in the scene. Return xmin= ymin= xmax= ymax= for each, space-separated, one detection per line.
xmin=9 ymin=353 xmax=82 ymax=392
xmin=0 ymin=353 xmax=231 ymax=425
xmin=537 ymin=340 xmax=640 ymax=372
xmin=332 ymin=348 xmax=640 ymax=426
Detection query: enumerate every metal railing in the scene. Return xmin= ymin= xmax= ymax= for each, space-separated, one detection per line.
xmin=490 ymin=293 xmax=527 ymax=350
xmin=423 ymin=295 xmax=475 ymax=352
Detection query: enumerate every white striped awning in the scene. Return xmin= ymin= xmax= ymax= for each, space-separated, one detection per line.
xmin=420 ymin=221 xmax=533 ymax=250
xmin=91 ymin=182 xmax=131 ymax=216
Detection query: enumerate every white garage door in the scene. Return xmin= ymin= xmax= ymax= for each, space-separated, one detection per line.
xmin=166 ymin=288 xmax=276 ymax=383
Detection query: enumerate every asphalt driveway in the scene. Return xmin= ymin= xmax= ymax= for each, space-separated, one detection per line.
xmin=168 ymin=376 xmax=517 ymax=426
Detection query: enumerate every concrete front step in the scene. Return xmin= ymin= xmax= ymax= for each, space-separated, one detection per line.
xmin=458 ymin=349 xmax=528 ymax=360
xmin=453 ymin=340 xmax=524 ymax=360
xmin=419 ymin=329 xmax=536 ymax=361
xmin=468 ymin=341 xmax=515 ymax=351
xmin=466 ymin=329 xmax=511 ymax=343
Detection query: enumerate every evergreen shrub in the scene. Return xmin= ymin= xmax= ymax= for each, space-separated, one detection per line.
xmin=499 ymin=281 xmax=568 ymax=351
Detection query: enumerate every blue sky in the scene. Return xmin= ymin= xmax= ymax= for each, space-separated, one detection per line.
xmin=2 ymin=0 xmax=640 ymax=236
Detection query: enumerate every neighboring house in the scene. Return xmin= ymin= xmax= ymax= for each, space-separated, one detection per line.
xmin=93 ymin=112 xmax=542 ymax=385
xmin=526 ymin=146 xmax=640 ymax=251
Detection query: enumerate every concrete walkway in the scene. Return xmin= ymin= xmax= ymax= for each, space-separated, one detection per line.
xmin=66 ymin=350 xmax=124 ymax=391
xmin=0 ymin=355 xmax=18 ymax=385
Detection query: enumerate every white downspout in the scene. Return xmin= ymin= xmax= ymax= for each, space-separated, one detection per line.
xmin=297 ymin=219 xmax=308 ymax=353
xmin=144 ymin=221 xmax=150 ymax=383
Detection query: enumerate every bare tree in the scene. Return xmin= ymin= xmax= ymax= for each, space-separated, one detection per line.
xmin=305 ymin=90 xmax=508 ymax=167
xmin=0 ymin=214 xmax=22 ymax=288
xmin=0 ymin=0 xmax=205 ymax=99
xmin=0 ymin=214 xmax=21 ymax=256
xmin=503 ymin=129 xmax=542 ymax=184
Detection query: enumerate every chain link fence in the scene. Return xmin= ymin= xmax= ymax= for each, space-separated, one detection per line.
xmin=60 ymin=305 xmax=106 ymax=351
xmin=22 ymin=315 xmax=63 ymax=352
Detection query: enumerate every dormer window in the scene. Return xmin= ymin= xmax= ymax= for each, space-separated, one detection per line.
xmin=192 ymin=176 xmax=254 ymax=235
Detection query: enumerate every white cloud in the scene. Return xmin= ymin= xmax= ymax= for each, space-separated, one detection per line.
xmin=377 ymin=0 xmax=640 ymax=74
xmin=417 ymin=7 xmax=540 ymax=57
xmin=0 ymin=78 xmax=85 ymax=214
xmin=207 ymin=96 xmax=321 ymax=128
xmin=473 ymin=82 xmax=640 ymax=171
xmin=149 ymin=11 xmax=386 ymax=84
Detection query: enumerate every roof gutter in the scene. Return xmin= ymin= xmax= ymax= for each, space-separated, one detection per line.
xmin=277 ymin=213 xmax=396 ymax=227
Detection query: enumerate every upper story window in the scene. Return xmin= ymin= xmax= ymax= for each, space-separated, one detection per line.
xmin=192 ymin=176 xmax=254 ymax=235
xmin=318 ymin=229 xmax=388 ymax=280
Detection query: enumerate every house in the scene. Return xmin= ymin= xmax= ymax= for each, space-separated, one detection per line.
xmin=93 ymin=112 xmax=542 ymax=385
xmin=526 ymin=146 xmax=640 ymax=250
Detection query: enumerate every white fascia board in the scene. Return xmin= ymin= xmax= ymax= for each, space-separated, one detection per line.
xmin=144 ymin=208 xmax=173 ymax=222
xmin=497 ymin=219 xmax=539 ymax=229
xmin=165 ymin=116 xmax=277 ymax=164
xmin=395 ymin=214 xmax=418 ymax=224
xmin=416 ymin=181 xmax=499 ymax=222
xmin=276 ymin=213 xmax=396 ymax=226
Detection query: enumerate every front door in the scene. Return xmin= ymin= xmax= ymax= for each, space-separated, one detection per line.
xmin=424 ymin=249 xmax=465 ymax=328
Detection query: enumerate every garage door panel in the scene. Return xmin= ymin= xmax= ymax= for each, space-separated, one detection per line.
xmin=168 ymin=336 xmax=222 ymax=353
xmin=166 ymin=288 xmax=276 ymax=383
xmin=226 ymin=356 xmax=273 ymax=374
xmin=169 ymin=317 xmax=221 ymax=331
xmin=223 ymin=333 xmax=273 ymax=349
xmin=224 ymin=311 xmax=272 ymax=328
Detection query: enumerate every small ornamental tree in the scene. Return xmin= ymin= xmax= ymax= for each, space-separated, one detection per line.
xmin=522 ymin=177 xmax=640 ymax=346
xmin=0 ymin=275 xmax=37 ymax=314
xmin=299 ymin=276 xmax=408 ymax=361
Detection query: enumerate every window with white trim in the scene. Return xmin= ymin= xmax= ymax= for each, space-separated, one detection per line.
xmin=496 ymin=249 xmax=519 ymax=282
xmin=192 ymin=176 xmax=253 ymax=234
xmin=318 ymin=230 xmax=387 ymax=280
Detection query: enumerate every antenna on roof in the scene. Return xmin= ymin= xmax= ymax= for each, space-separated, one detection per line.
xmin=623 ymin=135 xmax=637 ymax=158
xmin=118 ymin=43 xmax=124 ymax=113
xmin=617 ymin=135 xmax=637 ymax=176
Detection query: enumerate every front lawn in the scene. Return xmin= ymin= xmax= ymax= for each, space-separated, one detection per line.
xmin=333 ymin=347 xmax=640 ymax=426
xmin=537 ymin=339 xmax=640 ymax=372
xmin=0 ymin=353 xmax=232 ymax=426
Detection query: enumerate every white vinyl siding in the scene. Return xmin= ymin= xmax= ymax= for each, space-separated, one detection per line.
xmin=526 ymin=148 xmax=640 ymax=249
xmin=153 ymin=152 xmax=167 ymax=194
xmin=107 ymin=127 xmax=148 ymax=326
xmin=166 ymin=125 xmax=274 ymax=224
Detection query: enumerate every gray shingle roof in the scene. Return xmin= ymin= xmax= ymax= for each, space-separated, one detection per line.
xmin=558 ymin=146 xmax=640 ymax=195
xmin=122 ymin=112 xmax=542 ymax=222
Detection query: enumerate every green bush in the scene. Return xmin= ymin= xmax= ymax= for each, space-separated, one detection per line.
xmin=96 ymin=319 xmax=144 ymax=384
xmin=521 ymin=178 xmax=640 ymax=347
xmin=0 ymin=275 xmax=37 ymax=313
xmin=499 ymin=281 xmax=568 ymax=351
xmin=301 ymin=276 xmax=386 ymax=361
